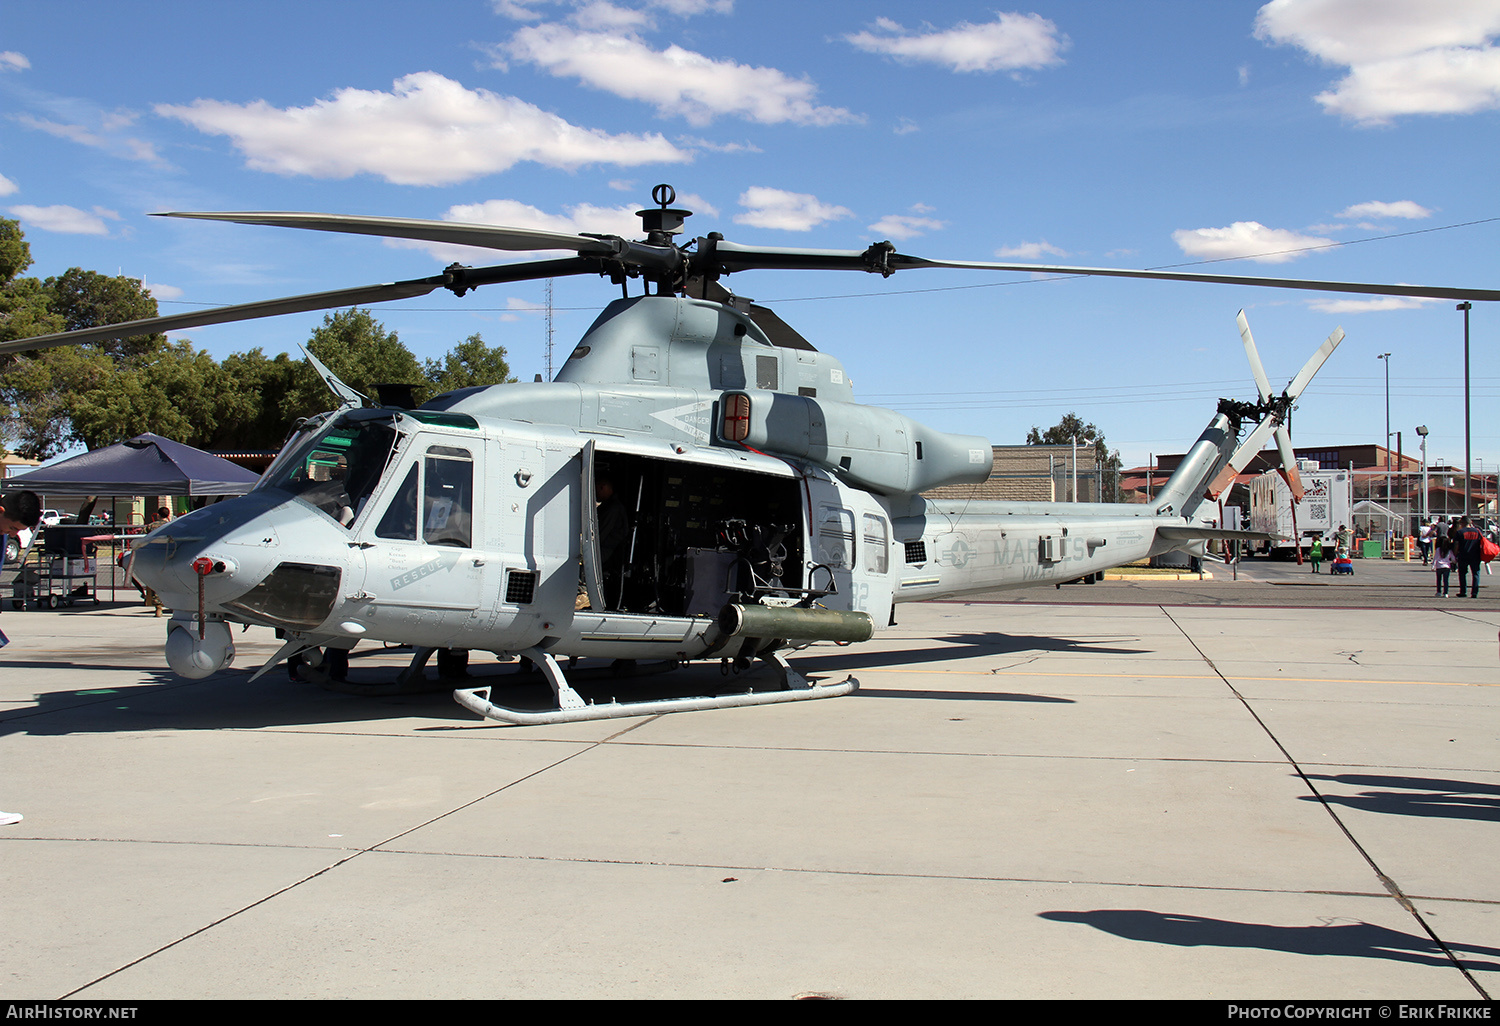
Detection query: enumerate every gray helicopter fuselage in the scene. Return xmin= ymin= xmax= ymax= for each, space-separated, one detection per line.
xmin=130 ymin=295 xmax=1235 ymax=680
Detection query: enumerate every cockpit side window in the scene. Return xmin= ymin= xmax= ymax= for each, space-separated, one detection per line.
xmin=423 ymin=447 xmax=473 ymax=547
xmin=375 ymin=464 xmax=419 ymax=541
xmin=372 ymin=446 xmax=473 ymax=547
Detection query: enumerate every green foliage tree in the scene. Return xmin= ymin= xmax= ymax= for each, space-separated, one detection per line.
xmin=43 ymin=268 xmax=164 ymax=359
xmin=1026 ymin=412 xmax=1124 ymax=502
xmin=424 ymin=332 xmax=514 ymax=396
xmin=0 ymin=218 xmax=35 ymax=283
xmin=0 ymin=247 xmax=167 ymax=457
xmin=68 ymin=341 xmax=228 ymax=450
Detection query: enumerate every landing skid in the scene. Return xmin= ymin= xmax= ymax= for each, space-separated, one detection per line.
xmin=452 ymin=647 xmax=858 ymax=725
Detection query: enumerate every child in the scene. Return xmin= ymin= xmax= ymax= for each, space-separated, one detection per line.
xmin=1434 ymin=536 xmax=1455 ymax=597
xmin=1309 ymin=537 xmax=1323 ymax=573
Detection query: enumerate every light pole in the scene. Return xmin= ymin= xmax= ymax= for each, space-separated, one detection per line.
xmin=1377 ymin=352 xmax=1392 ymax=507
xmin=1458 ymin=302 xmax=1472 ymax=517
xmin=1416 ymin=424 xmax=1429 ymax=521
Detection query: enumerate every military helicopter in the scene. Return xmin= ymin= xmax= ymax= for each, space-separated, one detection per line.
xmin=7 ymin=185 xmax=1498 ymax=725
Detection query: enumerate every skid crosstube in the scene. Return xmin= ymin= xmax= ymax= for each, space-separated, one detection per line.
xmin=452 ymin=647 xmax=857 ymax=725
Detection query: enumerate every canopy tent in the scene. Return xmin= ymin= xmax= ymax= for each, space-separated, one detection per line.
xmin=6 ymin=433 xmax=261 ymax=497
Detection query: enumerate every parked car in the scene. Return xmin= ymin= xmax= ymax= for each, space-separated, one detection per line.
xmin=40 ymin=509 xmax=62 ymax=527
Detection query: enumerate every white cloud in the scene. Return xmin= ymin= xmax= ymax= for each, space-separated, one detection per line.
xmin=0 ymin=173 xmax=16 ymax=196
xmin=7 ymin=204 xmax=120 ymax=235
xmin=156 ymin=72 xmax=690 ymax=186
xmin=1306 ymin=294 xmax=1440 ymax=313
xmin=1255 ymin=0 xmax=1500 ymax=122
xmin=571 ymin=1 xmax=652 ymax=31
xmin=0 ymin=51 xmax=29 ymax=72
xmin=1336 ymin=199 xmax=1433 ymax=220
xmin=1171 ymin=221 xmax=1334 ymax=263
xmin=676 ymin=135 xmax=762 ymax=154
xmin=996 ymin=240 xmax=1068 ymax=259
xmin=145 ymin=282 xmax=184 ymax=301
xmin=868 ymin=213 xmax=946 ymax=241
xmin=492 ymin=1 xmax=546 ymax=20
xmin=650 ymin=0 xmax=732 ymax=15
xmin=16 ymin=114 xmax=164 ymax=165
xmin=845 ymin=12 xmax=1068 ymax=74
xmin=733 ymin=187 xmax=852 ymax=231
xmin=501 ymin=24 xmax=858 ymax=126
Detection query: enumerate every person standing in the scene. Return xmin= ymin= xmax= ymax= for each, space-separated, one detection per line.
xmin=0 ymin=489 xmax=42 ymax=827
xmin=1309 ymin=537 xmax=1323 ymax=574
xmin=1453 ymin=516 xmax=1484 ymax=598
xmin=1418 ymin=519 xmax=1434 ymax=565
xmin=1433 ymin=535 xmax=1456 ymax=598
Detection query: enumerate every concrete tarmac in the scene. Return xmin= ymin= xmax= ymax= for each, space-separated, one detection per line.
xmin=1 ymin=576 xmax=1497 ymax=1000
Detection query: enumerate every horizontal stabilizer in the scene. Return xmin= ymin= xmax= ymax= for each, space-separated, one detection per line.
xmin=1156 ymin=526 xmax=1285 ymax=544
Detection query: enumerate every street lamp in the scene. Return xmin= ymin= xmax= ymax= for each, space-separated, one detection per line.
xmin=1377 ymin=352 xmax=1392 ymax=506
xmin=1458 ymin=302 xmax=1472 ymax=517
xmin=1415 ymin=424 xmax=1429 ymax=520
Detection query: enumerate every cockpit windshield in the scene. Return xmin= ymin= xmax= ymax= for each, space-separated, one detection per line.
xmin=259 ymin=411 xmax=402 ymax=528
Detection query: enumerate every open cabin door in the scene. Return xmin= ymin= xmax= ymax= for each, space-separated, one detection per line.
xmin=579 ymin=438 xmax=607 ymax=613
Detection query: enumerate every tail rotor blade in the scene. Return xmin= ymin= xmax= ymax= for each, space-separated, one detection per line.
xmin=1238 ymin=310 xmax=1275 ymax=403
xmin=1275 ymin=424 xmax=1304 ymax=502
xmin=1285 ymin=326 xmax=1345 ymax=399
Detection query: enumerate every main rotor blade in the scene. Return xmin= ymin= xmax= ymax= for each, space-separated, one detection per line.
xmin=156 ymin=211 xmax=602 ymax=254
xmin=1237 ymin=310 xmax=1274 ymax=404
xmin=0 ymin=256 xmax=599 ymax=356
xmin=0 ymin=279 xmax=441 ymax=355
xmin=707 ymin=241 xmax=1500 ymax=303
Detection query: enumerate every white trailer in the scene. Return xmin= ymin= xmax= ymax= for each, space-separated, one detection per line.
xmin=1248 ymin=463 xmax=1353 ymax=557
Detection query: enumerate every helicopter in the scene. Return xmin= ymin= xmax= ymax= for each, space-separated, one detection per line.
xmin=6 ymin=184 xmax=1498 ymax=725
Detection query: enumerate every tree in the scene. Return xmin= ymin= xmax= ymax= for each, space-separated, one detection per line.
xmin=424 ymin=332 xmax=514 ymax=396
xmin=0 ymin=259 xmax=167 ymax=458
xmin=0 ymin=218 xmax=35 ymax=283
xmin=68 ymin=341 xmax=227 ymax=450
xmin=43 ymin=268 xmax=163 ymax=360
xmin=1026 ymin=412 xmax=1124 ymax=502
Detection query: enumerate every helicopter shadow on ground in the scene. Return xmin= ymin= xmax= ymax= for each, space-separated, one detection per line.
xmin=1301 ymin=773 xmax=1500 ymax=824
xmin=0 ymin=650 xmax=853 ymax=735
xmin=791 ymin=630 xmax=1149 ymax=704
xmin=1039 ymin=909 xmax=1500 ymax=974
xmin=0 ymin=654 xmax=481 ymax=737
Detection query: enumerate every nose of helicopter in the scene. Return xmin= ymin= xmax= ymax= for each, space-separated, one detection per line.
xmin=128 ymin=494 xmax=353 ymax=677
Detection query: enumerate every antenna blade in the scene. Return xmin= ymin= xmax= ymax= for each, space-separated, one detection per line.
xmin=1285 ymin=326 xmax=1346 ymax=399
xmin=300 ymin=346 xmax=366 ymax=409
xmin=1237 ymin=310 xmax=1275 ymax=403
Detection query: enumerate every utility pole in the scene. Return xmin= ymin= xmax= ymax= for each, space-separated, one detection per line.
xmin=1458 ymin=302 xmax=1472 ymax=517
xmin=544 ymin=278 xmax=555 ymax=382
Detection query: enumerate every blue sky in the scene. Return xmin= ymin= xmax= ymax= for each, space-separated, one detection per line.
xmin=3 ymin=0 xmax=1498 ymax=471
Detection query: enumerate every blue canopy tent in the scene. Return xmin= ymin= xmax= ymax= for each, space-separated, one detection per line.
xmin=7 ymin=433 xmax=261 ymax=497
